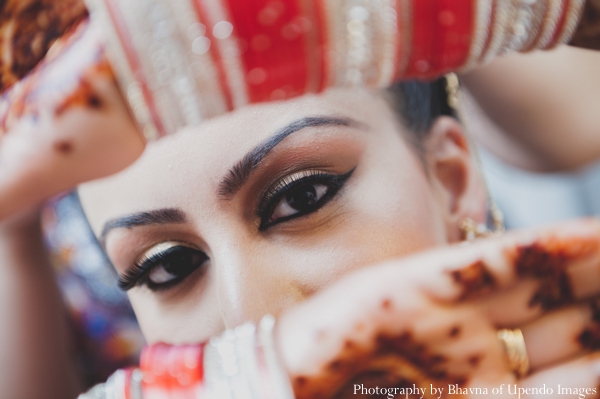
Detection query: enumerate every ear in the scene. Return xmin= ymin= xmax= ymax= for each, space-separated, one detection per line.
xmin=423 ymin=116 xmax=488 ymax=243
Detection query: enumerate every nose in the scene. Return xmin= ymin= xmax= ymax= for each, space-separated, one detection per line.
xmin=211 ymin=237 xmax=308 ymax=329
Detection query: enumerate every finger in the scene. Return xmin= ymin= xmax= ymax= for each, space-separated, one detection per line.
xmin=407 ymin=219 xmax=600 ymax=313
xmin=523 ymin=304 xmax=598 ymax=370
xmin=480 ymin=251 xmax=600 ymax=328
xmin=277 ymin=220 xmax=600 ymax=397
xmin=279 ymin=286 xmax=513 ymax=398
xmin=426 ymin=301 xmax=600 ymax=387
xmin=519 ymin=353 xmax=600 ymax=399
xmin=478 ymin=279 xmax=543 ymax=325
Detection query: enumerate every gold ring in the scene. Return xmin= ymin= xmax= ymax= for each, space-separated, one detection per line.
xmin=497 ymin=328 xmax=530 ymax=378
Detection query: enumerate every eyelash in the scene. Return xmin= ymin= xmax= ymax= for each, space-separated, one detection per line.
xmin=256 ymin=168 xmax=355 ymax=230
xmin=118 ymin=169 xmax=354 ymax=291
xmin=118 ymin=245 xmax=208 ymax=292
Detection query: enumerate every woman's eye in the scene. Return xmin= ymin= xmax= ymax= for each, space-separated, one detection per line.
xmin=119 ymin=244 xmax=208 ymax=292
xmin=147 ymin=247 xmax=207 ymax=286
xmin=270 ymin=183 xmax=328 ymax=222
xmin=258 ymin=168 xmax=355 ymax=230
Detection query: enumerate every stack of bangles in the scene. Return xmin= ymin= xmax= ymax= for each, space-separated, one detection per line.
xmin=79 ymin=315 xmax=295 ymax=399
xmin=82 ymin=0 xmax=586 ymax=140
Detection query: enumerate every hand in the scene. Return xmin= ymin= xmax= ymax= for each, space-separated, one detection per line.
xmin=277 ymin=219 xmax=600 ymax=398
xmin=0 ymin=19 xmax=144 ymax=220
xmin=0 ymin=0 xmax=88 ymax=92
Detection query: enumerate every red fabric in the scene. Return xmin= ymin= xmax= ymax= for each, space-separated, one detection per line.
xmin=403 ymin=0 xmax=475 ymax=79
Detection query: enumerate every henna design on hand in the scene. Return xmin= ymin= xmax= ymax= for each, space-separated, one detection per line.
xmin=0 ymin=0 xmax=88 ymax=93
xmin=293 ymin=330 xmax=467 ymax=399
xmin=450 ymin=260 xmax=497 ymax=301
xmin=513 ymin=236 xmax=599 ymax=310
xmin=578 ymin=301 xmax=600 ymax=350
xmin=0 ymin=20 xmax=114 ymax=143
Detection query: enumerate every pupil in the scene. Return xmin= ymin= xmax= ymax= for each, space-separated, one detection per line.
xmin=286 ymin=185 xmax=317 ymax=211
xmin=163 ymin=249 xmax=193 ymax=276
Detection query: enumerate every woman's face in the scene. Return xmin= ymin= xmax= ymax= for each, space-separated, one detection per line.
xmin=79 ymin=87 xmax=484 ymax=344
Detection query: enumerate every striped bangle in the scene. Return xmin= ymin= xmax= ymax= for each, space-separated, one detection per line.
xmin=85 ymin=0 xmax=586 ymax=139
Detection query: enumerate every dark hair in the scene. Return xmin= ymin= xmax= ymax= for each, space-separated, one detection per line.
xmin=386 ymin=77 xmax=457 ymax=151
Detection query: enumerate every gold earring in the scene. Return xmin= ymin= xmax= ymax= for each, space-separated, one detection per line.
xmin=459 ymin=217 xmax=491 ymax=241
xmin=445 ymin=73 xmax=506 ymax=239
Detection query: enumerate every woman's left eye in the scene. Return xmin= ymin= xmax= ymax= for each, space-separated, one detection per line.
xmin=270 ymin=183 xmax=328 ymax=222
xmin=258 ymin=168 xmax=355 ymax=230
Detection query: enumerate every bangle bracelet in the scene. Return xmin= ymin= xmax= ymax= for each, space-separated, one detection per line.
xmin=203 ymin=315 xmax=294 ymax=399
xmin=256 ymin=314 xmax=295 ymax=399
xmin=85 ymin=0 xmax=586 ymax=139
xmin=78 ymin=368 xmax=140 ymax=399
xmin=140 ymin=343 xmax=205 ymax=397
xmin=461 ymin=0 xmax=493 ymax=71
xmin=552 ymin=0 xmax=586 ymax=48
xmin=535 ymin=0 xmax=565 ymax=49
xmin=79 ymin=315 xmax=293 ymax=399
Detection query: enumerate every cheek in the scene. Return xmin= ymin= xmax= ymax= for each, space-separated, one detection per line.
xmin=273 ymin=162 xmax=446 ymax=296
xmin=126 ymin=270 xmax=225 ymax=344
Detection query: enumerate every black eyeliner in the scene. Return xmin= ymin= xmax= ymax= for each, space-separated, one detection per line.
xmin=257 ymin=167 xmax=356 ymax=230
xmin=118 ymin=246 xmax=206 ymax=291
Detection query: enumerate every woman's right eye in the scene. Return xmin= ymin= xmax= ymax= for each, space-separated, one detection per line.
xmin=119 ymin=243 xmax=209 ymax=292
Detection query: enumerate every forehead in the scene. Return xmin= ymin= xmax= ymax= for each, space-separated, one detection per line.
xmin=79 ymin=88 xmax=399 ymax=234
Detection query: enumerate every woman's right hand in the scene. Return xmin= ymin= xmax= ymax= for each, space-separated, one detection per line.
xmin=277 ymin=219 xmax=600 ymax=398
xmin=0 ymin=18 xmax=144 ymax=221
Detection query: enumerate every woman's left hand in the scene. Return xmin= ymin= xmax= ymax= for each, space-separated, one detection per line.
xmin=277 ymin=219 xmax=600 ymax=398
xmin=0 ymin=19 xmax=144 ymax=220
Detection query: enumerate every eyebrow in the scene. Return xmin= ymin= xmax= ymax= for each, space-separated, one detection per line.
xmin=218 ymin=115 xmax=361 ymax=198
xmin=100 ymin=208 xmax=187 ymax=245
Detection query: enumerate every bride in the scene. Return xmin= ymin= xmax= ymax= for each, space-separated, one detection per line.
xmin=1 ymin=0 xmax=600 ymax=398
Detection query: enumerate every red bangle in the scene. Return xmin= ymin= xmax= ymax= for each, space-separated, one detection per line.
xmin=86 ymin=0 xmax=586 ymax=137
xmin=223 ymin=0 xmax=310 ymax=103
xmin=436 ymin=0 xmax=475 ymax=74
xmin=140 ymin=342 xmax=206 ymax=397
xmin=402 ymin=0 xmax=475 ymax=80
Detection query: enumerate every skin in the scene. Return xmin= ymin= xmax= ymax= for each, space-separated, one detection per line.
xmin=0 ymin=20 xmax=145 ymax=221
xmin=75 ymin=87 xmax=600 ymax=398
xmin=78 ymin=87 xmax=488 ymax=343
xmin=0 ymin=20 xmax=141 ymax=398
xmin=461 ymin=45 xmax=600 ymax=172
xmin=277 ymin=219 xmax=600 ymax=398
xmin=75 ymin=90 xmax=600 ymax=397
xmin=0 ymin=211 xmax=81 ymax=398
